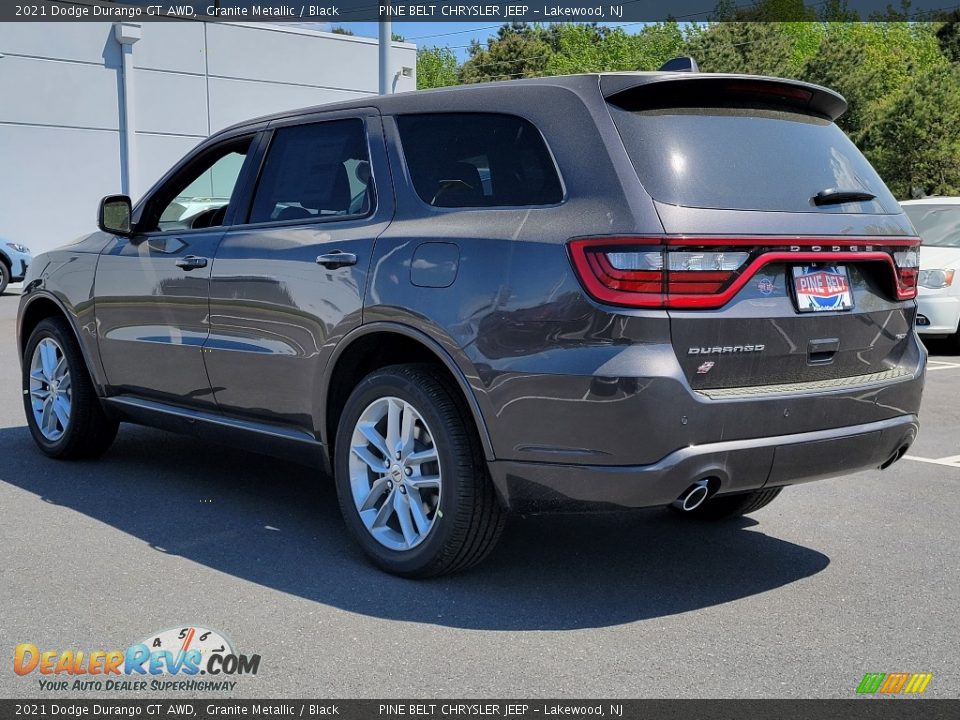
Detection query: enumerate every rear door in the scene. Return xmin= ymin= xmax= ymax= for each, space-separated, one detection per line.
xmin=203 ymin=109 xmax=391 ymax=432
xmin=604 ymin=77 xmax=920 ymax=391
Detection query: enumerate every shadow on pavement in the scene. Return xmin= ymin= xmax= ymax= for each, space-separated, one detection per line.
xmin=0 ymin=423 xmax=829 ymax=631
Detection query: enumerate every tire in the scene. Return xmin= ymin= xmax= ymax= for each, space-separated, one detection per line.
xmin=0 ymin=261 xmax=9 ymax=295
xmin=333 ymin=364 xmax=505 ymax=578
xmin=672 ymin=487 xmax=783 ymax=521
xmin=22 ymin=317 xmax=119 ymax=459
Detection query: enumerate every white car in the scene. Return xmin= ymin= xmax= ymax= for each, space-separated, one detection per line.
xmin=0 ymin=239 xmax=33 ymax=295
xmin=902 ymin=198 xmax=960 ymax=346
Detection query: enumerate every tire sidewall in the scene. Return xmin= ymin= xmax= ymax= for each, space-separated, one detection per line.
xmin=22 ymin=320 xmax=77 ymax=455
xmin=0 ymin=262 xmax=9 ymax=295
xmin=334 ymin=369 xmax=468 ymax=575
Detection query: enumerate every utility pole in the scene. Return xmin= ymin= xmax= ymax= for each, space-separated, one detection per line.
xmin=379 ymin=2 xmax=391 ymax=95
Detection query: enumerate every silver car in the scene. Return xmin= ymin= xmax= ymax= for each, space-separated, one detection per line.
xmin=0 ymin=239 xmax=32 ymax=295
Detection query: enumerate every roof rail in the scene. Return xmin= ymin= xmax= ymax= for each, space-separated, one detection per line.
xmin=659 ymin=57 xmax=699 ymax=73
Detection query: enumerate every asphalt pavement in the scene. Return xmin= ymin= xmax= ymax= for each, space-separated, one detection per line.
xmin=0 ymin=288 xmax=957 ymax=699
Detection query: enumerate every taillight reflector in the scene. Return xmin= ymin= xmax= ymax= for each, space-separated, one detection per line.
xmin=568 ymin=236 xmax=920 ymax=309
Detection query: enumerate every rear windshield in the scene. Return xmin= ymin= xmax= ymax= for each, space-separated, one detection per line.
xmin=609 ymin=106 xmax=900 ymax=214
xmin=902 ymin=204 xmax=960 ymax=247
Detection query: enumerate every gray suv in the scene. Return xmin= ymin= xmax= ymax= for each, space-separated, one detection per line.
xmin=17 ymin=72 xmax=925 ymax=577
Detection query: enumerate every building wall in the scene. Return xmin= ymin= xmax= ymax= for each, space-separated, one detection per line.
xmin=0 ymin=15 xmax=416 ymax=254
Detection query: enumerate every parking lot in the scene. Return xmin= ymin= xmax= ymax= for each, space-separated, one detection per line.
xmin=0 ymin=287 xmax=957 ymax=699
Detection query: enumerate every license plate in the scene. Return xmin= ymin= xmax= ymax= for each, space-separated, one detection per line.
xmin=792 ymin=265 xmax=854 ymax=312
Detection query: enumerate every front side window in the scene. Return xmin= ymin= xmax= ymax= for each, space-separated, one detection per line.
xmin=248 ymin=119 xmax=373 ymax=225
xmin=150 ymin=139 xmax=252 ymax=233
xmin=396 ymin=113 xmax=563 ymax=208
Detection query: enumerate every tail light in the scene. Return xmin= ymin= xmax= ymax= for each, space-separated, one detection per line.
xmin=569 ymin=236 xmax=921 ymax=309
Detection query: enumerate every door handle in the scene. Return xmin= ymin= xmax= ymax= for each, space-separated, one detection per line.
xmin=316 ymin=251 xmax=358 ymax=269
xmin=175 ymin=255 xmax=208 ymax=271
xmin=808 ymin=337 xmax=839 ymax=365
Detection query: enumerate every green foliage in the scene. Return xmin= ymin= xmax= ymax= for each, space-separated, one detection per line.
xmin=330 ymin=26 xmax=354 ymax=36
xmin=686 ymin=22 xmax=799 ymax=77
xmin=460 ymin=23 xmax=553 ymax=83
xmin=866 ymin=64 xmax=960 ymax=198
xmin=416 ymin=46 xmax=459 ymax=89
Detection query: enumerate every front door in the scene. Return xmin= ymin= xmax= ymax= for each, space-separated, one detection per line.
xmin=95 ymin=134 xmax=257 ymax=407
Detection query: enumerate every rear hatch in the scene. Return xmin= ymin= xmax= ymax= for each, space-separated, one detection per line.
xmin=583 ymin=75 xmax=920 ymax=391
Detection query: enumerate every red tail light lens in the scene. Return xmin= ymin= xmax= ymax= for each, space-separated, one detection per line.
xmin=568 ymin=236 xmax=921 ymax=309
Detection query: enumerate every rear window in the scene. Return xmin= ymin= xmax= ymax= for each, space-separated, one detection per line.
xmin=902 ymin=204 xmax=960 ymax=247
xmin=396 ymin=113 xmax=563 ymax=208
xmin=609 ymin=106 xmax=900 ymax=214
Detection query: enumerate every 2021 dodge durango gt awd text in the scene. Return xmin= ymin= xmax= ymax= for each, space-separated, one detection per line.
xmin=18 ymin=72 xmax=925 ymax=577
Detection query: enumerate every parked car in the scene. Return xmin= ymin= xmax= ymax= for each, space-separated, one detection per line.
xmin=17 ymin=71 xmax=925 ymax=577
xmin=0 ymin=239 xmax=32 ymax=295
xmin=901 ymin=198 xmax=960 ymax=348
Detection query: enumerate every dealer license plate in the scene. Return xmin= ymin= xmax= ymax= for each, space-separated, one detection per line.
xmin=791 ymin=265 xmax=854 ymax=312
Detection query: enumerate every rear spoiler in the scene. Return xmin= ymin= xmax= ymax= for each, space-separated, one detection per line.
xmin=600 ymin=74 xmax=847 ymax=121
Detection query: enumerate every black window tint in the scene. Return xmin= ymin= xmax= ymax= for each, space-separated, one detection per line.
xmin=396 ymin=113 xmax=563 ymax=208
xmin=610 ymin=106 xmax=900 ymax=214
xmin=249 ymin=119 xmax=372 ymax=225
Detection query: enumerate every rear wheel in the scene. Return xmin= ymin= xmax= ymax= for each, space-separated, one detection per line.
xmin=672 ymin=487 xmax=783 ymax=521
xmin=333 ymin=364 xmax=505 ymax=577
xmin=22 ymin=318 xmax=118 ymax=459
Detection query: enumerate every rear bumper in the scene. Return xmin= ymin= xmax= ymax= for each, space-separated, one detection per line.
xmin=916 ymin=294 xmax=960 ymax=336
xmin=489 ymin=414 xmax=919 ymax=512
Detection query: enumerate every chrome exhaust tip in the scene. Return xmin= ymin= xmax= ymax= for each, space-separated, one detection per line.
xmin=673 ymin=479 xmax=711 ymax=512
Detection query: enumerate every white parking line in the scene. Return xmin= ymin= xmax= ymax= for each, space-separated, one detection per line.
xmin=927 ymin=360 xmax=960 ymax=371
xmin=905 ymin=454 xmax=960 ymax=468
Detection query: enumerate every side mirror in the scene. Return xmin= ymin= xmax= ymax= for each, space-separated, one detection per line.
xmin=98 ymin=195 xmax=133 ymax=236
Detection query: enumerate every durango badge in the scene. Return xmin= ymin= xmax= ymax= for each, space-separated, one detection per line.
xmin=688 ymin=345 xmax=765 ymax=355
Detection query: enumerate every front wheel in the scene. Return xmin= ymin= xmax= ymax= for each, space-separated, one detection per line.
xmin=333 ymin=364 xmax=505 ymax=577
xmin=0 ymin=262 xmax=9 ymax=295
xmin=22 ymin=318 xmax=118 ymax=459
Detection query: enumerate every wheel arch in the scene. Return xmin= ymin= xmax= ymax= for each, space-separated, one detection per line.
xmin=322 ymin=322 xmax=495 ymax=468
xmin=18 ymin=292 xmax=104 ymax=395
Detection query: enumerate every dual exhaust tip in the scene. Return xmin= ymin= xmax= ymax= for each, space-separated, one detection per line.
xmin=672 ymin=478 xmax=712 ymax=512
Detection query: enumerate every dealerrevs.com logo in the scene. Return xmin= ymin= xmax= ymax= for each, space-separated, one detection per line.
xmin=14 ymin=626 xmax=260 ymax=692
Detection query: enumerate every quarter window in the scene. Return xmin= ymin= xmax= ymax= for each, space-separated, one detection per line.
xmin=396 ymin=113 xmax=563 ymax=208
xmin=249 ymin=119 xmax=373 ymax=225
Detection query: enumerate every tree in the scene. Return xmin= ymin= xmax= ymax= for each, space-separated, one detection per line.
xmin=459 ymin=23 xmax=553 ymax=83
xmin=685 ymin=22 xmax=798 ymax=78
xmin=330 ymin=26 xmax=354 ymax=36
xmin=802 ymin=23 xmax=947 ymax=145
xmin=417 ymin=46 xmax=459 ymax=89
xmin=865 ymin=64 xmax=960 ymax=197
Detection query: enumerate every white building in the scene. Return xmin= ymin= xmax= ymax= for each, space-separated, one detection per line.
xmin=0 ymin=13 xmax=416 ymax=253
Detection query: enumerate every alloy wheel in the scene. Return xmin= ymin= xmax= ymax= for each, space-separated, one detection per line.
xmin=29 ymin=337 xmax=72 ymax=442
xmin=348 ymin=396 xmax=442 ymax=551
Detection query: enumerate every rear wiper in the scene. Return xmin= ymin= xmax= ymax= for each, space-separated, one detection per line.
xmin=813 ymin=188 xmax=877 ymax=206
